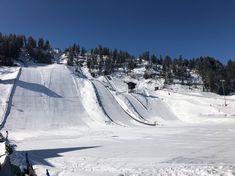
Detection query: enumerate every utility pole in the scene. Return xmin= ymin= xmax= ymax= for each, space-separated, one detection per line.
xmin=220 ymin=80 xmax=227 ymax=106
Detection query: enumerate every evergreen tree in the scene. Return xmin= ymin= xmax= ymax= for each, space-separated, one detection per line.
xmin=38 ymin=38 xmax=44 ymax=49
xmin=140 ymin=51 xmax=150 ymax=61
xmin=44 ymin=40 xmax=51 ymax=50
xmin=81 ymin=47 xmax=86 ymax=57
xmin=226 ymin=60 xmax=235 ymax=93
xmin=151 ymin=54 xmax=157 ymax=64
xmin=27 ymin=36 xmax=36 ymax=49
xmin=67 ymin=48 xmax=74 ymax=66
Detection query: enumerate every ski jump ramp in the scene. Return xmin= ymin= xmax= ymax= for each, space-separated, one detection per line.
xmin=3 ymin=65 xmax=91 ymax=131
xmin=3 ymin=64 xmax=177 ymax=131
xmin=104 ymin=76 xmax=178 ymax=122
xmin=92 ymin=80 xmax=135 ymax=126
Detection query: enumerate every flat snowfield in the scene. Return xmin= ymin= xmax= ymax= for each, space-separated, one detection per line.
xmin=1 ymin=64 xmax=235 ymax=176
xmin=8 ymin=124 xmax=235 ymax=176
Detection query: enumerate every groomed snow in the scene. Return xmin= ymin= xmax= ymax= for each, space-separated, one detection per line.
xmin=0 ymin=66 xmax=20 ymax=125
xmin=8 ymin=124 xmax=235 ymax=176
xmin=154 ymin=90 xmax=235 ymax=124
xmin=0 ymin=64 xmax=235 ymax=176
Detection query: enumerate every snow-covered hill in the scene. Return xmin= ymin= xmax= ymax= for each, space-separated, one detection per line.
xmin=0 ymin=66 xmax=20 ymax=125
xmin=0 ymin=62 xmax=235 ymax=176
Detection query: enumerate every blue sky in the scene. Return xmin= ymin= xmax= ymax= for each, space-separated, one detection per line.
xmin=0 ymin=0 xmax=235 ymax=62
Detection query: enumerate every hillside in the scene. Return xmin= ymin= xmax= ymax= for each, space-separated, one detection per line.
xmin=1 ymin=56 xmax=235 ymax=175
xmin=0 ymin=45 xmax=235 ymax=175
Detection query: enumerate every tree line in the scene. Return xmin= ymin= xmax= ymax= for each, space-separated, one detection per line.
xmin=0 ymin=33 xmax=52 ymax=65
xmin=0 ymin=32 xmax=234 ymax=95
xmin=66 ymin=44 xmax=235 ymax=95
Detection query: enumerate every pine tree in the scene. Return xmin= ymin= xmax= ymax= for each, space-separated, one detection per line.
xmin=151 ymin=54 xmax=157 ymax=65
xmin=67 ymin=49 xmax=74 ymax=66
xmin=44 ymin=40 xmax=51 ymax=50
xmin=81 ymin=47 xmax=86 ymax=57
xmin=226 ymin=60 xmax=235 ymax=92
xmin=38 ymin=38 xmax=44 ymax=49
xmin=27 ymin=36 xmax=36 ymax=49
xmin=140 ymin=51 xmax=150 ymax=61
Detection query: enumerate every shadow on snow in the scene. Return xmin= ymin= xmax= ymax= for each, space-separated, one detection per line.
xmin=17 ymin=80 xmax=62 ymax=98
xmin=0 ymin=78 xmax=62 ymax=98
xmin=14 ymin=146 xmax=102 ymax=167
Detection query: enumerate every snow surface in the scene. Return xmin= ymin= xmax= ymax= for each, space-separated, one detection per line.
xmin=154 ymin=90 xmax=235 ymax=124
xmin=92 ymin=80 xmax=135 ymax=126
xmin=3 ymin=64 xmax=96 ymax=130
xmin=0 ymin=66 xmax=20 ymax=124
xmin=0 ymin=64 xmax=235 ymax=175
xmin=0 ymin=66 xmax=20 ymax=166
xmin=8 ymin=124 xmax=235 ymax=176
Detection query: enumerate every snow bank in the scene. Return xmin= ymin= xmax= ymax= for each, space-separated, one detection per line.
xmin=76 ymin=78 xmax=110 ymax=125
xmin=2 ymin=63 xmax=235 ymax=176
xmin=59 ymin=53 xmax=68 ymax=64
xmin=0 ymin=67 xmax=20 ymax=125
xmin=154 ymin=90 xmax=235 ymax=123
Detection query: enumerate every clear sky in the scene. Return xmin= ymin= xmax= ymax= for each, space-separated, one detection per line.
xmin=0 ymin=0 xmax=235 ymax=62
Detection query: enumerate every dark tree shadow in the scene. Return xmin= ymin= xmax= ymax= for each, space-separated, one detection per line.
xmin=14 ymin=146 xmax=102 ymax=167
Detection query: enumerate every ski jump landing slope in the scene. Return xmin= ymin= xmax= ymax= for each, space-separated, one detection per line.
xmin=105 ymin=76 xmax=177 ymax=122
xmin=92 ymin=80 xmax=136 ymax=126
xmin=3 ymin=65 xmax=92 ymax=131
xmin=124 ymin=93 xmax=153 ymax=122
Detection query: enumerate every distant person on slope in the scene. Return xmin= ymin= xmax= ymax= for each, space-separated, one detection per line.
xmin=46 ymin=169 xmax=50 ymax=176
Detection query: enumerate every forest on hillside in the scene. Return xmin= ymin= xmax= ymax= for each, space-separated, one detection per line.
xmin=66 ymin=44 xmax=235 ymax=95
xmin=0 ymin=33 xmax=235 ymax=95
xmin=0 ymin=33 xmax=52 ymax=65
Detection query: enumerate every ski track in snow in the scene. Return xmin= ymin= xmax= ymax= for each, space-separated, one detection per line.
xmin=0 ymin=64 xmax=235 ymax=176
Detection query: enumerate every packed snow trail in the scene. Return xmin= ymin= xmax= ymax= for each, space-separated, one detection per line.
xmin=92 ymin=80 xmax=137 ymax=126
xmin=3 ymin=64 xmax=92 ymax=131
